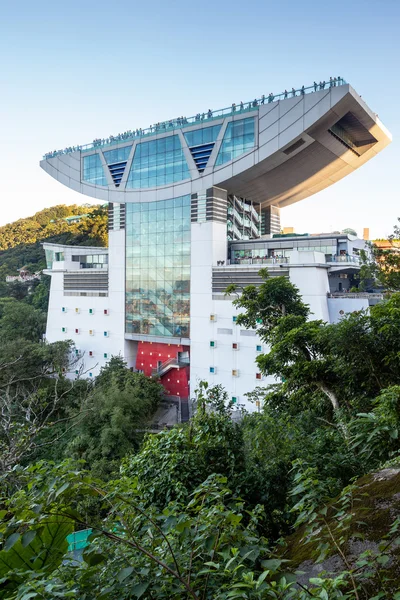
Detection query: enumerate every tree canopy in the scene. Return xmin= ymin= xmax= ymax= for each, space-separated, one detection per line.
xmin=358 ymin=217 xmax=400 ymax=291
xmin=0 ymin=203 xmax=108 ymax=280
xmin=230 ymin=271 xmax=400 ymax=415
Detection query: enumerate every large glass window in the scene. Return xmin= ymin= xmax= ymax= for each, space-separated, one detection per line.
xmin=103 ymin=146 xmax=132 ymax=164
xmin=71 ymin=254 xmax=108 ymax=268
xmin=126 ymin=135 xmax=190 ymax=189
xmin=215 ymin=118 xmax=255 ymax=166
xmin=45 ymin=249 xmax=54 ymax=268
xmin=82 ymin=154 xmax=108 ymax=186
xmin=125 ymin=196 xmax=191 ymax=338
xmin=184 ymin=125 xmax=221 ymax=148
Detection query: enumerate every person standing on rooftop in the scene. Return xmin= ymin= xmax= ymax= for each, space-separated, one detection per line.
xmin=261 ymin=94 xmax=265 ymax=104
xmin=240 ymin=101 xmax=244 ymax=110
xmin=232 ymin=103 xmax=236 ymax=112
xmin=314 ymin=81 xmax=318 ymax=91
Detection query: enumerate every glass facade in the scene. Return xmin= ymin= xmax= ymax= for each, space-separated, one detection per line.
xmin=184 ymin=125 xmax=221 ymax=147
xmin=103 ymin=146 xmax=132 ymax=164
xmin=82 ymin=154 xmax=108 ymax=186
xmin=215 ymin=118 xmax=255 ymax=166
xmin=126 ymin=135 xmax=189 ymax=189
xmin=71 ymin=254 xmax=108 ymax=269
xmin=125 ymin=195 xmax=191 ymax=338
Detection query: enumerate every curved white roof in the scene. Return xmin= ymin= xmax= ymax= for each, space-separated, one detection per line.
xmin=40 ymin=84 xmax=391 ymax=209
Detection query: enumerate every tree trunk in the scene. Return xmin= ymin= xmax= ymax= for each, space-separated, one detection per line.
xmin=317 ymin=382 xmax=340 ymax=411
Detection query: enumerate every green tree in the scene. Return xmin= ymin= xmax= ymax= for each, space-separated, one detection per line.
xmin=341 ymin=228 xmax=358 ymax=236
xmin=358 ymin=217 xmax=400 ymax=291
xmin=122 ymin=383 xmax=248 ymax=510
xmin=0 ymin=339 xmax=84 ymax=478
xmin=0 ymin=300 xmax=46 ymax=342
xmin=29 ymin=275 xmax=51 ymax=311
xmin=68 ymin=365 xmax=163 ymax=479
xmin=229 ymin=271 xmax=400 ymax=415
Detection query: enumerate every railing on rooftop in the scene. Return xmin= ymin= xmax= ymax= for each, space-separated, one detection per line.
xmin=231 ymin=257 xmax=290 ymax=265
xmin=43 ymin=78 xmax=347 ymax=159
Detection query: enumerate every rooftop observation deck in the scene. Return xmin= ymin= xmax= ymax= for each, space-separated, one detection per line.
xmin=43 ymin=78 xmax=347 ymax=159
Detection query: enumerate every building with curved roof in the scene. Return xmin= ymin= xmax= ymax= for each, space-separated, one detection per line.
xmin=40 ymin=80 xmax=391 ymax=410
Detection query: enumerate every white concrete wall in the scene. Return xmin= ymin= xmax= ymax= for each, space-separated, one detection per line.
xmin=328 ymin=297 xmax=369 ymax=323
xmin=193 ymin=296 xmax=276 ymax=408
xmin=190 ymin=220 xmax=275 ymax=410
xmin=190 ymin=247 xmax=335 ymax=411
xmin=288 ymin=251 xmax=330 ymax=321
xmin=45 ymin=230 xmax=127 ymax=378
xmin=45 ymin=274 xmax=119 ymax=378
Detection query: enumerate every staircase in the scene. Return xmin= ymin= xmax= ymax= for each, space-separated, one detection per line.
xmin=151 ymin=355 xmax=190 ymax=378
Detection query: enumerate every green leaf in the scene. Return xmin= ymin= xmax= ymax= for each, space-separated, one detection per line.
xmin=376 ymin=554 xmax=390 ymax=566
xmin=131 ymin=582 xmax=150 ymax=598
xmin=0 ymin=515 xmax=73 ymax=576
xmin=117 ymin=566 xmax=134 ymax=582
xmin=260 ymin=558 xmax=282 ymax=571
xmin=21 ymin=531 xmax=36 ymax=548
xmin=55 ymin=482 xmax=70 ymax=497
xmin=0 ymin=511 xmax=7 ymax=520
xmin=256 ymin=570 xmax=270 ymax=587
xmin=204 ymin=561 xmax=220 ymax=569
xmin=3 ymin=533 xmax=20 ymax=551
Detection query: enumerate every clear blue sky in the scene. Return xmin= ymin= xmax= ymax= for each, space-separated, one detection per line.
xmin=1 ymin=0 xmax=398 ymax=238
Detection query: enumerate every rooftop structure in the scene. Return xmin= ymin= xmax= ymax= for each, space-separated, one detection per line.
xmin=40 ymin=80 xmax=391 ymax=409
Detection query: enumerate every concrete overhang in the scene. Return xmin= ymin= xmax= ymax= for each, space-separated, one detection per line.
xmin=216 ymin=86 xmax=392 ymax=208
xmin=40 ymin=84 xmax=391 ymax=209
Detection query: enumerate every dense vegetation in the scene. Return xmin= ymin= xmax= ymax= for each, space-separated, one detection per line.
xmin=0 ymin=203 xmax=108 ymax=314
xmin=0 ymin=214 xmax=400 ymax=597
xmin=0 ymin=203 xmax=107 ymax=281
xmin=0 ymin=278 xmax=400 ymax=597
xmin=359 ymin=217 xmax=400 ymax=291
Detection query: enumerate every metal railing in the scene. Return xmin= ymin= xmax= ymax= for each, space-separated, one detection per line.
xmin=231 ymin=257 xmax=290 ymax=265
xmin=328 ymin=254 xmax=361 ymax=264
xmin=151 ymin=356 xmax=190 ymax=377
xmin=43 ymin=78 xmax=347 ymax=159
xmin=328 ymin=292 xmax=384 ymax=299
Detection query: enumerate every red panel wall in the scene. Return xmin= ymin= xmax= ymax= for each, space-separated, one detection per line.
xmin=135 ymin=341 xmax=190 ymax=398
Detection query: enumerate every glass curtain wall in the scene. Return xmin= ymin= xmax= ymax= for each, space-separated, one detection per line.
xmin=215 ymin=117 xmax=255 ymax=166
xmin=82 ymin=154 xmax=108 ymax=185
xmin=125 ymin=196 xmax=191 ymax=338
xmin=126 ymin=135 xmax=189 ymax=188
xmin=103 ymin=146 xmax=132 ymax=164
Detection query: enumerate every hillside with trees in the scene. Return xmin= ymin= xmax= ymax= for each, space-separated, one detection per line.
xmin=0 ymin=203 xmax=107 ymax=280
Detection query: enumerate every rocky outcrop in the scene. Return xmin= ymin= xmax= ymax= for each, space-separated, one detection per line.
xmin=283 ymin=468 xmax=400 ymax=596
